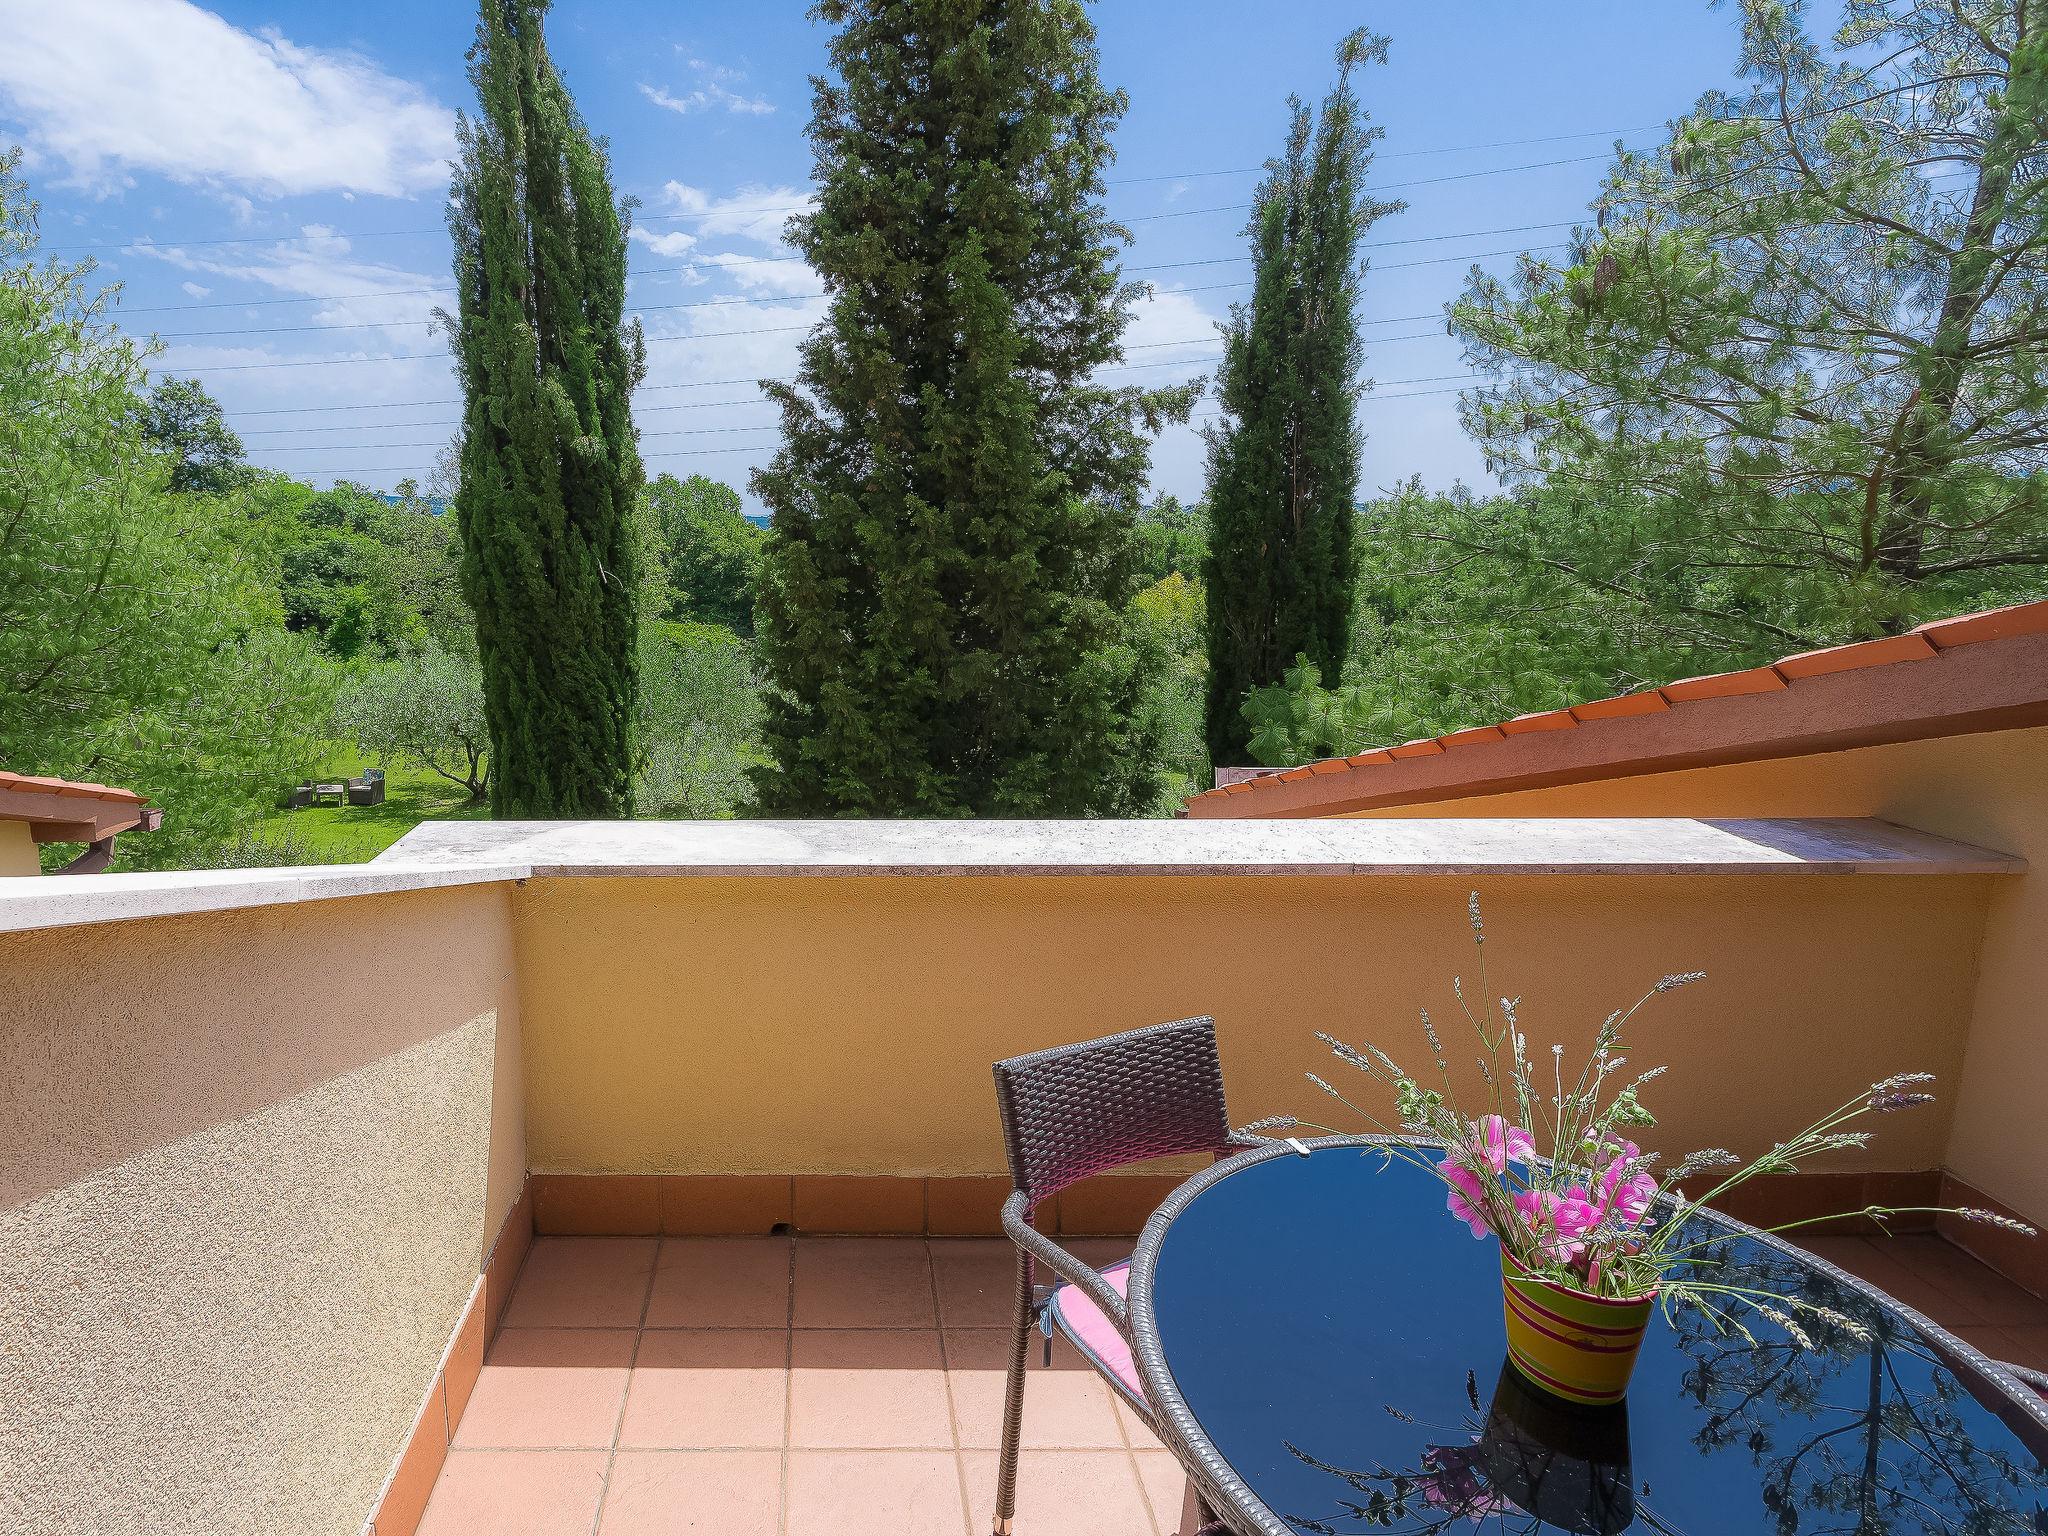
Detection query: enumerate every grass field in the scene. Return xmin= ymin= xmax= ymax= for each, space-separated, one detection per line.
xmin=254 ymin=762 xmax=490 ymax=863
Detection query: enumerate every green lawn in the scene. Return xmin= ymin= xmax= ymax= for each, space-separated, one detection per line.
xmin=256 ymin=762 xmax=490 ymax=863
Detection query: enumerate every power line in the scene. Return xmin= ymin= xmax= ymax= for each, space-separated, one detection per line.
xmin=255 ymin=380 xmax=1491 ymax=479
xmin=136 ymin=222 xmax=1566 ymax=342
xmin=52 ymin=127 xmax=1642 ymax=256
xmin=162 ymin=244 xmax=1544 ymax=375
xmin=242 ymin=373 xmax=1487 ymax=449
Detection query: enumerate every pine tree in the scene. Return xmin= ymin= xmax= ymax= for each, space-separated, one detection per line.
xmin=1203 ymin=30 xmax=1400 ymax=767
xmin=443 ymin=0 xmax=645 ymax=818
xmin=753 ymin=0 xmax=1193 ymax=816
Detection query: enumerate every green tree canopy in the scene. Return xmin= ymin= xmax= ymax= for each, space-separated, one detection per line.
xmin=1453 ymin=0 xmax=2048 ymax=645
xmin=752 ymin=0 xmax=1192 ymax=816
xmin=644 ymin=473 xmax=764 ymax=634
xmin=444 ymin=0 xmax=644 ymax=818
xmin=1203 ymin=29 xmax=1403 ymax=766
xmin=334 ymin=643 xmax=491 ymax=801
xmin=138 ymin=375 xmax=249 ymax=496
xmin=0 ymin=149 xmax=331 ymax=867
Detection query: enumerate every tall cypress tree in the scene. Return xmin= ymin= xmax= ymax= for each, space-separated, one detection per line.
xmin=444 ymin=0 xmax=645 ymax=818
xmin=753 ymin=0 xmax=1193 ymax=816
xmin=1203 ymin=30 xmax=1400 ymax=766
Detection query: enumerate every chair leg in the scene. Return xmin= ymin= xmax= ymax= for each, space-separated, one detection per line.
xmin=991 ymin=1243 xmax=1033 ymax=1534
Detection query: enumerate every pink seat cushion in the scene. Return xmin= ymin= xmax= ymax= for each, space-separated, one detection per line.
xmin=1048 ymin=1259 xmax=1144 ymax=1402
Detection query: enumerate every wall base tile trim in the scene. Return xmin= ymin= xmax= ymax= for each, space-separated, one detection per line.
xmin=1937 ymin=1172 xmax=2048 ymax=1302
xmin=368 ymin=1180 xmax=533 ymax=1536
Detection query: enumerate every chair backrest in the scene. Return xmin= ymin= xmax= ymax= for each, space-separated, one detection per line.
xmin=992 ymin=1015 xmax=1231 ymax=1209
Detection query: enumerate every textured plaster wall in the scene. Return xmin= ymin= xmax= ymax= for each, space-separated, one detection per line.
xmin=0 ymin=883 xmax=524 ymax=1536
xmin=0 ymin=819 xmax=38 ymax=875
xmin=513 ymin=871 xmax=1988 ymax=1186
xmin=1349 ymin=725 xmax=2048 ymax=1225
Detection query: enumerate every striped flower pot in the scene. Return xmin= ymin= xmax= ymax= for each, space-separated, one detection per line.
xmin=1499 ymin=1249 xmax=1654 ymax=1406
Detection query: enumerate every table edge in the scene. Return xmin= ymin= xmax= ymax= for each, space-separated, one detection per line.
xmin=1123 ymin=1134 xmax=2048 ymax=1536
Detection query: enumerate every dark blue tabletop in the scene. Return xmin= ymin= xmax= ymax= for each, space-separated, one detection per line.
xmin=1133 ymin=1142 xmax=2048 ymax=1536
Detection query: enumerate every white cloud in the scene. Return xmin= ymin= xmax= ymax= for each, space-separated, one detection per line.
xmin=631 ymin=227 xmax=701 ymax=259
xmin=647 ymin=181 xmax=813 ymax=250
xmin=639 ymin=77 xmax=773 ymax=118
xmin=127 ymin=227 xmax=445 ymax=340
xmin=179 ymin=280 xmax=211 ymax=298
xmin=0 ymin=0 xmax=456 ymax=198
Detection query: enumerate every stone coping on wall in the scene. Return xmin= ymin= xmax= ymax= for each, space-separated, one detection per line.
xmin=0 ymin=816 xmax=2021 ymax=936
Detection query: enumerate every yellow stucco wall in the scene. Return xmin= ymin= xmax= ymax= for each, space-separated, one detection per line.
xmin=513 ymin=872 xmax=1990 ymax=1191
xmin=1347 ymin=725 xmax=2048 ymax=1226
xmin=0 ymin=883 xmax=524 ymax=1536
xmin=0 ymin=820 xmax=40 ymax=875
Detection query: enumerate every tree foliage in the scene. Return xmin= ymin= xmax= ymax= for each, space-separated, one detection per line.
xmin=635 ymin=620 xmax=769 ymax=817
xmin=138 ymin=375 xmax=249 ymax=495
xmin=444 ymin=0 xmax=645 ymax=818
xmin=1453 ymin=0 xmax=2048 ymax=644
xmin=1202 ymin=28 xmax=1403 ymax=766
xmin=334 ymin=644 xmax=491 ymax=801
xmin=644 ymin=473 xmax=764 ymax=634
xmin=752 ymin=0 xmax=1192 ymax=816
xmin=0 ymin=149 xmax=331 ymax=867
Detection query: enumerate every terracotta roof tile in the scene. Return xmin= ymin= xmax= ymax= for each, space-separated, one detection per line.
xmin=1439 ymin=725 xmax=1508 ymax=748
xmin=1774 ymin=632 xmax=1937 ymax=680
xmin=1570 ymin=691 xmax=1670 ymax=723
xmin=1501 ymin=709 xmax=1576 ymax=735
xmin=1388 ymin=738 xmax=1446 ymax=759
xmin=1913 ymin=601 xmax=2048 ymax=649
xmin=1660 ymin=667 xmax=1788 ymax=703
xmin=1184 ymin=597 xmax=2048 ymax=815
xmin=0 ymin=769 xmax=146 ymax=805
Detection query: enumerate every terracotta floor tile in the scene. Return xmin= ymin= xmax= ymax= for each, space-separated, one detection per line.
xmin=784 ymin=1449 xmax=969 ymax=1536
xmin=454 ymin=1328 xmax=637 ymax=1449
xmin=793 ymin=1238 xmax=937 ymax=1329
xmin=962 ymin=1449 xmax=1156 ymax=1536
xmin=1133 ymin=1449 xmax=1196 ymax=1536
xmin=597 ymin=1449 xmax=783 ymax=1534
xmin=1883 ymin=1235 xmax=2048 ymax=1326
xmin=619 ymin=1330 xmax=789 ymax=1449
xmin=417 ymin=1449 xmax=609 ymax=1536
xmin=943 ymin=1328 xmax=1124 ymax=1450
xmin=928 ymin=1240 xmax=1017 ymax=1328
xmin=1797 ymin=1235 xmax=1978 ymax=1326
xmin=789 ymin=1329 xmax=953 ymax=1448
xmin=645 ymin=1237 xmax=793 ymax=1329
xmin=503 ymin=1237 xmax=659 ymax=1330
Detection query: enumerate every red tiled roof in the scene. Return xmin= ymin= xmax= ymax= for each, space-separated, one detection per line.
xmin=1185 ymin=597 xmax=2048 ymax=818
xmin=0 ymin=770 xmax=156 ymax=845
xmin=0 ymin=771 xmax=147 ymax=805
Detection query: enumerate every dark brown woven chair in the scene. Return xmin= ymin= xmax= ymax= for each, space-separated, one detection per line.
xmin=989 ymin=1015 xmax=1285 ymax=1536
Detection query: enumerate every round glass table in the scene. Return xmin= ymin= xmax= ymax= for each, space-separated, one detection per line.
xmin=1124 ymin=1138 xmax=2048 ymax=1536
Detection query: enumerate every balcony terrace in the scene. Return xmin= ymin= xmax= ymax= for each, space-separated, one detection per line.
xmin=4 ymin=808 xmax=2044 ymax=1534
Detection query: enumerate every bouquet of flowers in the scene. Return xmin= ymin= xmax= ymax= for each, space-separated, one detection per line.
xmin=1302 ymin=893 xmax=2034 ymax=1347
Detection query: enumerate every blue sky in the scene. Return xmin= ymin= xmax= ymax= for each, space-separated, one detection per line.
xmin=0 ymin=0 xmax=1748 ymax=507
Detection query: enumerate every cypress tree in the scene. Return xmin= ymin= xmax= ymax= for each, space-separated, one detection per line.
xmin=753 ymin=0 xmax=1192 ymax=816
xmin=444 ymin=0 xmax=645 ymax=818
xmin=1203 ymin=30 xmax=1400 ymax=766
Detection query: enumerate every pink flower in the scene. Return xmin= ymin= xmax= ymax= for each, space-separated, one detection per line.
xmin=1472 ymin=1115 xmax=1537 ymax=1174
xmin=1443 ymin=1161 xmax=1492 ymax=1239
xmin=1515 ymin=1186 xmax=1602 ymax=1264
xmin=1596 ymin=1141 xmax=1659 ymax=1228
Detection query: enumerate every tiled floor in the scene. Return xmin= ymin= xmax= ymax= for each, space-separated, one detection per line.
xmin=1796 ymin=1232 xmax=2048 ymax=1373
xmin=417 ymin=1230 xmax=2048 ymax=1536
xmin=417 ymin=1235 xmax=1189 ymax=1536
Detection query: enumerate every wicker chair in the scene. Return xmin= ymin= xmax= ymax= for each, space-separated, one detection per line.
xmin=989 ymin=1015 xmax=1275 ymax=1536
